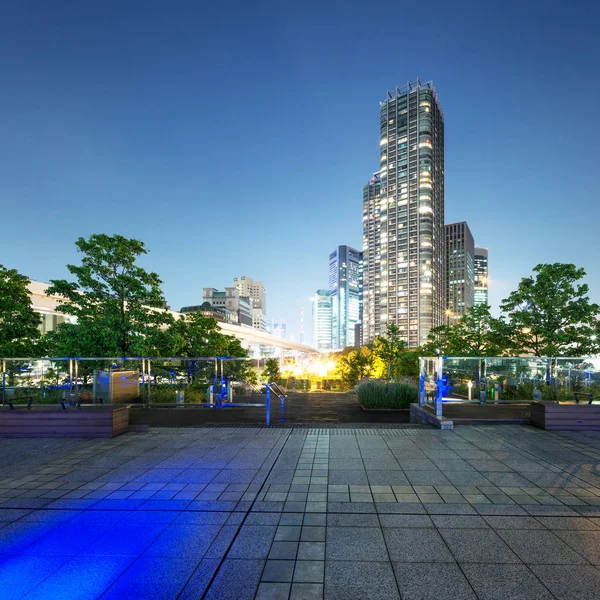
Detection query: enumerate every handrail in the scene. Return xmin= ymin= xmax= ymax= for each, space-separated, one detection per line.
xmin=266 ymin=382 xmax=287 ymax=399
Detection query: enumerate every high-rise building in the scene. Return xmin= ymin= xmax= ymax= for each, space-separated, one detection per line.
xmin=363 ymin=79 xmax=445 ymax=347
xmin=445 ymin=222 xmax=475 ymax=321
xmin=234 ymin=276 xmax=267 ymax=331
xmin=329 ymin=245 xmax=363 ymax=350
xmin=474 ymin=247 xmax=489 ymax=306
xmin=202 ymin=287 xmax=252 ymax=327
xmin=362 ymin=173 xmax=381 ymax=342
xmin=312 ymin=290 xmax=333 ymax=350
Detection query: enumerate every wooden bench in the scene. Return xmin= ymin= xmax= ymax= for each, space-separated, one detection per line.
xmin=6 ymin=396 xmax=34 ymax=410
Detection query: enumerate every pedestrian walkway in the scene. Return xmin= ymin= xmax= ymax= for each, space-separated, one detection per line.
xmin=1 ymin=425 xmax=600 ymax=598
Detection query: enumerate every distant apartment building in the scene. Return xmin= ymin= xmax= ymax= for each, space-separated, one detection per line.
xmin=180 ymin=302 xmax=237 ymax=324
xmin=312 ymin=289 xmax=333 ymax=350
xmin=363 ymin=80 xmax=445 ymax=347
xmin=268 ymin=320 xmax=287 ymax=339
xmin=445 ymin=222 xmax=475 ymax=321
xmin=329 ymin=245 xmax=363 ymax=350
xmin=234 ymin=276 xmax=267 ymax=331
xmin=202 ymin=287 xmax=252 ymax=327
xmin=474 ymin=247 xmax=489 ymax=305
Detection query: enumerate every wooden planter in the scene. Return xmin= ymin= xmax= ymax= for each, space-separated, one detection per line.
xmin=530 ymin=401 xmax=600 ymax=431
xmin=0 ymin=406 xmax=130 ymax=438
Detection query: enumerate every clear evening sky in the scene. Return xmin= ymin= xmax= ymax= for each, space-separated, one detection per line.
xmin=1 ymin=0 xmax=599 ymax=342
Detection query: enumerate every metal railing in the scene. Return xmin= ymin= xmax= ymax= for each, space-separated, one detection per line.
xmin=418 ymin=356 xmax=600 ymax=417
xmin=0 ymin=356 xmax=287 ymax=426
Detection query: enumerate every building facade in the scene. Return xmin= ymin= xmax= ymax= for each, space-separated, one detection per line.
xmin=233 ymin=276 xmax=267 ymax=331
xmin=328 ymin=245 xmax=363 ymax=350
xmin=445 ymin=222 xmax=475 ymax=321
xmin=312 ymin=289 xmax=333 ymax=350
xmin=474 ymin=247 xmax=489 ymax=305
xmin=202 ymin=287 xmax=253 ymax=327
xmin=363 ymin=79 xmax=445 ymax=347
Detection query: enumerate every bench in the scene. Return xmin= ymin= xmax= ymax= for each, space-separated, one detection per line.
xmin=7 ymin=396 xmax=34 ymax=410
xmin=574 ymin=393 xmax=594 ymax=405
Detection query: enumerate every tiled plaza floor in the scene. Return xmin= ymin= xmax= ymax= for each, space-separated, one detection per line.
xmin=1 ymin=425 xmax=600 ymax=599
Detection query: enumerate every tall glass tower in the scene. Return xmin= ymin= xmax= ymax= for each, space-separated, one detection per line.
xmin=474 ymin=248 xmax=489 ymax=305
xmin=363 ymin=79 xmax=445 ymax=347
xmin=445 ymin=222 xmax=475 ymax=321
xmin=329 ymin=245 xmax=363 ymax=350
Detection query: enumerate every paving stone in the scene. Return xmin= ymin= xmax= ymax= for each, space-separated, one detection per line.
xmin=553 ymin=530 xmax=600 ymax=564
xmin=483 ymin=516 xmax=544 ymax=529
xmin=293 ymin=560 xmax=324 ymax=583
xmin=326 ymin=526 xmax=388 ymax=561
xmin=431 ymin=515 xmax=489 ymax=528
xmin=496 ymin=529 xmax=588 ymax=564
xmin=462 ymin=564 xmax=554 ymax=600
xmin=228 ymin=525 xmax=277 ymax=559
xmin=204 ymin=558 xmax=264 ymax=600
xmin=529 ymin=565 xmax=600 ymax=600
xmin=256 ymin=582 xmax=291 ymax=599
xmin=262 ymin=559 xmax=295 ymax=582
xmin=325 ymin=561 xmax=400 ymax=600
xmin=440 ymin=528 xmax=520 ymax=563
xmin=383 ymin=527 xmax=455 ymax=562
xmin=393 ymin=562 xmax=476 ymax=599
xmin=290 ymin=583 xmax=323 ymax=600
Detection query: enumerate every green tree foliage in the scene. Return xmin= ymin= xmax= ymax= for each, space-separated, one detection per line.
xmin=262 ymin=358 xmax=281 ymax=383
xmin=46 ymin=234 xmax=173 ymax=357
xmin=0 ymin=265 xmax=42 ymax=357
xmin=420 ymin=304 xmax=507 ymax=357
xmin=501 ymin=263 xmax=600 ymax=357
xmin=336 ymin=346 xmax=378 ymax=388
xmin=372 ymin=323 xmax=406 ymax=380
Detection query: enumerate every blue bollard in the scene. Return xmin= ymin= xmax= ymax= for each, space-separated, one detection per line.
xmin=265 ymin=386 xmax=271 ymax=426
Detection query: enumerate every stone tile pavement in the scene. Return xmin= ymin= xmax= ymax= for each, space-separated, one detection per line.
xmin=0 ymin=424 xmax=600 ymax=598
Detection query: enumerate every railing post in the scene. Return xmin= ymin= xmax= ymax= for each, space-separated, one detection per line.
xmin=419 ymin=358 xmax=425 ymax=407
xmin=280 ymin=391 xmax=285 ymax=424
xmin=479 ymin=358 xmax=487 ymax=406
xmin=435 ymin=356 xmax=443 ymax=417
xmin=74 ymin=359 xmax=79 ymax=407
xmin=1 ymin=360 xmax=5 ymax=407
xmin=147 ymin=359 xmax=152 ymax=405
xmin=265 ymin=384 xmax=271 ymax=426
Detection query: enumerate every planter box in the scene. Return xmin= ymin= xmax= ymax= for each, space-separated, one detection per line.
xmin=410 ymin=404 xmax=453 ymax=430
xmin=361 ymin=406 xmax=410 ymax=412
xmin=530 ymin=401 xmax=600 ymax=431
xmin=0 ymin=406 xmax=130 ymax=438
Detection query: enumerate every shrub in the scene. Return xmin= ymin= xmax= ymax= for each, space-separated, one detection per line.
xmin=357 ymin=380 xmax=418 ymax=409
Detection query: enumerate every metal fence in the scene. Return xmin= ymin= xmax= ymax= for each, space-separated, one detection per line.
xmin=0 ymin=356 xmax=286 ymax=425
xmin=419 ymin=356 xmax=600 ymax=416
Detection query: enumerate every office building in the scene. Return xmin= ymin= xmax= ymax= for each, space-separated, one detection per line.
xmin=202 ymin=287 xmax=252 ymax=327
xmin=363 ymin=79 xmax=445 ymax=347
xmin=312 ymin=290 xmax=333 ymax=350
xmin=445 ymin=222 xmax=475 ymax=321
xmin=474 ymin=247 xmax=489 ymax=305
xmin=329 ymin=245 xmax=363 ymax=350
xmin=234 ymin=276 xmax=267 ymax=331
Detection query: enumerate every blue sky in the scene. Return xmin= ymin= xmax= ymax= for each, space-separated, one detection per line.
xmin=1 ymin=0 xmax=599 ymax=342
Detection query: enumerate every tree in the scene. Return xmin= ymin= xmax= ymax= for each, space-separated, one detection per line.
xmin=372 ymin=323 xmax=406 ymax=380
xmin=0 ymin=265 xmax=43 ymax=357
xmin=336 ymin=346 xmax=379 ymax=388
xmin=420 ymin=304 xmax=508 ymax=357
xmin=46 ymin=234 xmax=173 ymax=357
xmin=262 ymin=358 xmax=281 ymax=382
xmin=501 ymin=263 xmax=600 ymax=357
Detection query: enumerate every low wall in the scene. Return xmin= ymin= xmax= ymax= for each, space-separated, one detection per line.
xmin=410 ymin=404 xmax=453 ymax=430
xmin=0 ymin=406 xmax=130 ymax=438
xmin=530 ymin=401 xmax=600 ymax=431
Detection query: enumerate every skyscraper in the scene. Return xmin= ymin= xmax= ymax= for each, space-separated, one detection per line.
xmin=474 ymin=248 xmax=489 ymax=305
xmin=445 ymin=222 xmax=475 ymax=321
xmin=329 ymin=245 xmax=363 ymax=350
xmin=363 ymin=79 xmax=445 ymax=347
xmin=312 ymin=290 xmax=333 ymax=350
xmin=233 ymin=276 xmax=267 ymax=331
xmin=362 ymin=173 xmax=381 ymax=342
